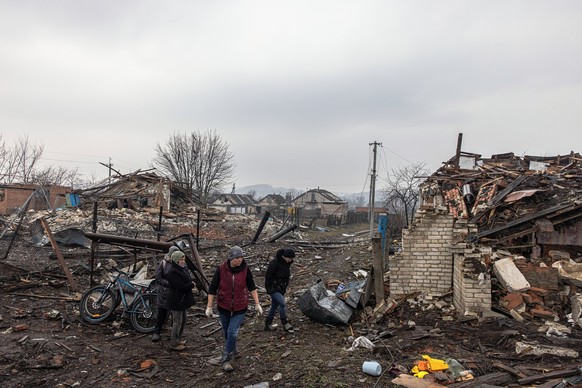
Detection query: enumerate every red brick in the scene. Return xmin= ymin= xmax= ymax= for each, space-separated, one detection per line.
xmin=500 ymin=292 xmax=525 ymax=311
xmin=530 ymin=307 xmax=558 ymax=319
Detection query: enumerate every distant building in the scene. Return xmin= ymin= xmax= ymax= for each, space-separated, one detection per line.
xmin=291 ymin=188 xmax=348 ymax=226
xmin=257 ymin=194 xmax=287 ymax=218
xmin=208 ymin=193 xmax=257 ymax=215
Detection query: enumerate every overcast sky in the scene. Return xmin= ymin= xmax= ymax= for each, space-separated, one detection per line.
xmin=1 ymin=1 xmax=581 ymax=194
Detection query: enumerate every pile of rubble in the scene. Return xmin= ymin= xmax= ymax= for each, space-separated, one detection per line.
xmin=424 ymin=150 xmax=582 ymax=258
xmin=417 ymin=150 xmax=582 ymax=322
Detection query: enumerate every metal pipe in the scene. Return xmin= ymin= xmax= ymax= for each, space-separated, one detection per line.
xmin=266 ymin=224 xmax=298 ymax=243
xmin=251 ymin=211 xmax=271 ymax=244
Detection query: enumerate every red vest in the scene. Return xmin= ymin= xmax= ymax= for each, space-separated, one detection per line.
xmin=217 ymin=260 xmax=249 ymax=312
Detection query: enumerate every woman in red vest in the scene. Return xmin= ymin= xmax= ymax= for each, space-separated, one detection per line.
xmin=205 ymin=246 xmax=262 ymax=372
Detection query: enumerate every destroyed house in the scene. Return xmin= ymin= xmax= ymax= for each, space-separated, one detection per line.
xmin=0 ymin=184 xmax=70 ymax=215
xmin=390 ymin=149 xmax=582 ymax=318
xmin=73 ymin=172 xmax=193 ymax=212
xmin=208 ymin=193 xmax=257 ymax=215
xmin=292 ymin=188 xmax=348 ymax=226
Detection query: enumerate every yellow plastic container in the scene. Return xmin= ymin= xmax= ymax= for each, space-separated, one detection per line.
xmin=421 ymin=355 xmax=449 ymax=372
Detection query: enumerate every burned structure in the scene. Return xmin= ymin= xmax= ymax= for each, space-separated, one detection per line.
xmin=390 ymin=148 xmax=582 ymax=319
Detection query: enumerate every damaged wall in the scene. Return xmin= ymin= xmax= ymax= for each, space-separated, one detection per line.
xmin=390 ymin=204 xmax=493 ymax=315
xmin=452 ymin=220 xmax=492 ymax=316
xmin=389 ymin=207 xmax=454 ymax=297
xmin=0 ymin=184 xmax=70 ymax=215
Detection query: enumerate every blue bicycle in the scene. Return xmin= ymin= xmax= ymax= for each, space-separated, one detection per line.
xmin=79 ymin=267 xmax=158 ymax=333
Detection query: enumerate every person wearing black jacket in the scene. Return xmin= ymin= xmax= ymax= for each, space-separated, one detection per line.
xmin=166 ymin=251 xmax=195 ymax=351
xmin=264 ymin=248 xmax=295 ymax=331
xmin=152 ymin=246 xmax=179 ymax=342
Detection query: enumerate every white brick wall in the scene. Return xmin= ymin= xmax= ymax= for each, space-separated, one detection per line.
xmin=390 ymin=206 xmax=492 ymax=316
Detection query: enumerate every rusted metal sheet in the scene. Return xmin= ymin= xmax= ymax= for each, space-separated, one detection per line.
xmin=505 ymin=189 xmax=543 ymax=203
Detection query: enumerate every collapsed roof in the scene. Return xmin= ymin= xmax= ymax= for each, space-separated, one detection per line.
xmin=420 ymin=150 xmax=582 ymax=258
xmin=73 ymin=170 xmax=194 ymax=211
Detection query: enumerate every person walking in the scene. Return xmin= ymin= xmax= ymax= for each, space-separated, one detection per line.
xmin=264 ymin=248 xmax=295 ymax=332
xmin=166 ymin=250 xmax=195 ymax=351
xmin=205 ymin=246 xmax=263 ymax=372
xmin=152 ymin=246 xmax=179 ymax=342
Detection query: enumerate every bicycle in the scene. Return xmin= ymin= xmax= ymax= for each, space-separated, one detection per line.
xmin=79 ymin=266 xmax=158 ymax=333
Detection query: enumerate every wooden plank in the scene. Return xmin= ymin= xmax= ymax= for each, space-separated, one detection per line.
xmin=476 ymin=203 xmax=574 ymax=239
xmin=372 ymin=234 xmax=384 ymax=306
xmin=489 ymin=175 xmax=528 ymax=206
xmin=517 ymin=368 xmax=581 ymax=385
xmin=40 ymin=218 xmax=78 ymax=291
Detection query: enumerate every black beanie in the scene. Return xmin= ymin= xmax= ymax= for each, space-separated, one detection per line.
xmin=276 ymin=248 xmax=295 ymax=259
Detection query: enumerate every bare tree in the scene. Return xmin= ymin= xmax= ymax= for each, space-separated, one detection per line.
xmin=31 ymin=165 xmax=82 ymax=188
xmin=246 ymin=188 xmax=257 ymax=200
xmin=0 ymin=134 xmax=9 ymax=183
xmin=152 ymin=130 xmax=236 ymax=205
xmin=0 ymin=135 xmax=45 ymax=184
xmin=15 ymin=135 xmax=44 ymax=183
xmin=382 ymin=162 xmax=429 ymax=227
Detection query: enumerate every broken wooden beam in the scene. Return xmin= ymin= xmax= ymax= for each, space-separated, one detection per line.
xmin=40 ymin=218 xmax=78 ymax=292
xmin=517 ymin=367 xmax=581 ymax=385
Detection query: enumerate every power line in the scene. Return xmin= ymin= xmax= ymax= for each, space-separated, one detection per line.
xmin=43 ymin=158 xmax=100 ymax=164
xmin=383 ymin=145 xmax=414 ymax=165
xmin=44 ymin=151 xmax=106 ymax=158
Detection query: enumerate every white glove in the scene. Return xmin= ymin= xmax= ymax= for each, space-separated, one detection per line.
xmin=255 ymin=304 xmax=263 ymax=316
xmin=205 ymin=306 xmax=213 ymax=318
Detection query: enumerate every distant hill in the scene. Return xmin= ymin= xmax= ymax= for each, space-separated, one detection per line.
xmin=236 ymin=184 xmax=292 ymax=199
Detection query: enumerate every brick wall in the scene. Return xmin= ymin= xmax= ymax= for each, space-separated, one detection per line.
xmin=389 ymin=205 xmax=493 ymax=316
xmin=389 ymin=208 xmax=454 ymax=297
xmin=451 ymin=221 xmax=492 ymax=316
xmin=0 ymin=185 xmax=70 ymax=215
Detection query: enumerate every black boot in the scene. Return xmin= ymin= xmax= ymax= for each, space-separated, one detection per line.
xmin=281 ymin=318 xmax=293 ymax=331
xmin=264 ymin=318 xmax=276 ymax=331
xmin=221 ymin=352 xmax=234 ymax=372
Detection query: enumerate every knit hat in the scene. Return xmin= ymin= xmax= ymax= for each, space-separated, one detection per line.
xmin=276 ymin=248 xmax=296 ymax=260
xmin=282 ymin=248 xmax=295 ymax=258
xmin=168 ymin=246 xmax=180 ymax=255
xmin=171 ymin=251 xmax=185 ymax=263
xmin=228 ymin=246 xmax=244 ymax=260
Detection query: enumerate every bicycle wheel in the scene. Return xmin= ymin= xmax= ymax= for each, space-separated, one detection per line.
xmin=130 ymin=293 xmax=158 ymax=333
xmin=80 ymin=286 xmax=117 ymax=323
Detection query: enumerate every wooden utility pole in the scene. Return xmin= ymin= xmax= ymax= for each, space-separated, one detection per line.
xmin=369 ymin=141 xmax=382 ymax=238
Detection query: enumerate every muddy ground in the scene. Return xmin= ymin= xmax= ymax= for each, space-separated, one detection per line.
xmin=1 ymin=216 xmax=581 ymax=388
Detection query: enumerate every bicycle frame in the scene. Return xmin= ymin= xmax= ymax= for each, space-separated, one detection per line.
xmin=80 ymin=267 xmax=157 ymax=333
xmin=116 ymin=278 xmax=148 ymax=312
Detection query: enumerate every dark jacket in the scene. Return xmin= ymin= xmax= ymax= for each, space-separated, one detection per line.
xmin=265 ymin=255 xmax=292 ymax=295
xmin=209 ymin=259 xmax=257 ymax=315
xmin=166 ymin=262 xmax=195 ymax=311
xmin=155 ymin=258 xmax=171 ymax=310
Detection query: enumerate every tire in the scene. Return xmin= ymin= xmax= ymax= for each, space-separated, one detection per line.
xmin=130 ymin=293 xmax=158 ymax=333
xmin=80 ymin=286 xmax=117 ymax=323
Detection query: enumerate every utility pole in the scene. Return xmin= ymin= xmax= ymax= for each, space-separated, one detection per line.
xmin=369 ymin=141 xmax=382 ymax=238
xmin=99 ymin=158 xmax=119 ymax=183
